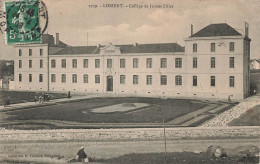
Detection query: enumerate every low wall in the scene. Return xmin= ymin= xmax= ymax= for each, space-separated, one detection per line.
xmin=0 ymin=126 xmax=259 ymax=141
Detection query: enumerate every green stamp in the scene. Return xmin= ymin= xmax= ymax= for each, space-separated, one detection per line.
xmin=4 ymin=0 xmax=42 ymax=44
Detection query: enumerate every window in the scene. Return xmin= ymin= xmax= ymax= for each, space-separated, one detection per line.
xmin=19 ymin=74 xmax=22 ymax=82
xmin=83 ymin=74 xmax=88 ymax=83
xmin=95 ymin=59 xmax=100 ymax=68
xmin=19 ymin=60 xmax=22 ymax=68
xmin=61 ymin=74 xmax=66 ymax=83
xmin=40 ymin=49 xmax=43 ymax=56
xmin=29 ymin=49 xmax=32 ymax=56
xmin=211 ymin=43 xmax=215 ymax=52
xmin=175 ymin=75 xmax=182 ymax=85
xmin=133 ymin=75 xmax=138 ymax=84
xmin=193 ymin=43 xmax=197 ymax=52
xmin=175 ymin=58 xmax=182 ymax=68
xmin=230 ymin=76 xmax=235 ymax=87
xmin=107 ymin=59 xmax=112 ymax=68
xmin=133 ymin=58 xmax=138 ymax=68
xmin=160 ymin=58 xmax=167 ymax=68
xmin=40 ymin=60 xmax=43 ymax=68
xmin=211 ymin=76 xmax=215 ymax=86
xmin=146 ymin=58 xmax=152 ymax=68
xmin=193 ymin=76 xmax=197 ymax=86
xmin=51 ymin=74 xmax=56 ymax=82
xmin=120 ymin=59 xmax=125 ymax=68
xmin=120 ymin=75 xmax=125 ymax=84
xmin=72 ymin=59 xmax=77 ymax=68
xmin=61 ymin=59 xmax=66 ymax=68
xmin=229 ymin=42 xmax=234 ymax=51
xmin=39 ymin=74 xmax=43 ymax=82
xmin=19 ymin=49 xmax=22 ymax=56
xmin=229 ymin=57 xmax=234 ymax=68
xmin=211 ymin=57 xmax=215 ymax=68
xmin=95 ymin=75 xmax=100 ymax=83
xmin=161 ymin=75 xmax=167 ymax=85
xmin=83 ymin=59 xmax=88 ymax=68
xmin=29 ymin=60 xmax=32 ymax=68
xmin=72 ymin=74 xmax=77 ymax=83
xmin=146 ymin=75 xmax=152 ymax=85
xmin=51 ymin=59 xmax=56 ymax=68
xmin=193 ymin=57 xmax=197 ymax=68
xmin=29 ymin=74 xmax=32 ymax=82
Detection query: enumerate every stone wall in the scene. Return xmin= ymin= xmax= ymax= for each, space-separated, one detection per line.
xmin=0 ymin=126 xmax=259 ymax=141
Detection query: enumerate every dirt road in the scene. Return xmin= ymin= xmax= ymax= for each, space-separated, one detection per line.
xmin=0 ymin=138 xmax=259 ymax=159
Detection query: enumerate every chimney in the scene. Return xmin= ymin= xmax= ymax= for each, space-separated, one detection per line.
xmin=134 ymin=43 xmax=138 ymax=46
xmin=56 ymin=33 xmax=59 ymax=45
xmin=191 ymin=24 xmax=193 ymax=35
xmin=245 ymin=22 xmax=249 ymax=37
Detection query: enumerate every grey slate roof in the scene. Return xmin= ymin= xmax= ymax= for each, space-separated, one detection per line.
xmin=189 ymin=23 xmax=242 ymax=38
xmin=42 ymin=34 xmax=68 ymax=47
xmin=51 ymin=43 xmax=185 ymax=55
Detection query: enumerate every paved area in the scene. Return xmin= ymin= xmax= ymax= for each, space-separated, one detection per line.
xmin=201 ymin=94 xmax=260 ymax=127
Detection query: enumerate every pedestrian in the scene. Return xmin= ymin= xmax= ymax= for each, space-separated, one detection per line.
xmin=228 ymin=95 xmax=231 ymax=102
xmin=68 ymin=91 xmax=71 ymax=99
xmin=77 ymin=146 xmax=87 ymax=162
xmin=6 ymin=97 xmax=10 ymax=107
xmin=34 ymin=96 xmax=37 ymax=103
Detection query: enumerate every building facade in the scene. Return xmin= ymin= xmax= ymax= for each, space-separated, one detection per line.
xmin=13 ymin=23 xmax=251 ymax=99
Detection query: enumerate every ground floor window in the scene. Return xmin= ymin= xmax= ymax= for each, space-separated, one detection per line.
xmin=39 ymin=74 xmax=43 ymax=82
xmin=83 ymin=74 xmax=88 ymax=83
xmin=133 ymin=75 xmax=138 ymax=84
xmin=161 ymin=75 xmax=167 ymax=85
xmin=146 ymin=75 xmax=152 ymax=85
xmin=61 ymin=74 xmax=66 ymax=83
xmin=229 ymin=76 xmax=234 ymax=87
xmin=72 ymin=74 xmax=77 ymax=83
xmin=211 ymin=76 xmax=215 ymax=86
xmin=51 ymin=74 xmax=56 ymax=82
xmin=95 ymin=75 xmax=100 ymax=83
xmin=120 ymin=75 xmax=125 ymax=84
xmin=19 ymin=74 xmax=22 ymax=82
xmin=175 ymin=75 xmax=182 ymax=85
xmin=193 ymin=76 xmax=197 ymax=86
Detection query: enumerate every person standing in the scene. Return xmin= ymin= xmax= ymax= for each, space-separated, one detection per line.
xmin=77 ymin=146 xmax=87 ymax=162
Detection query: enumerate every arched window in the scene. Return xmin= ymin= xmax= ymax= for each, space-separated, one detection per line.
xmin=72 ymin=74 xmax=77 ymax=83
xmin=83 ymin=74 xmax=88 ymax=83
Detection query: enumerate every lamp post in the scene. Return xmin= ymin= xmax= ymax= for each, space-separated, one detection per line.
xmin=160 ymin=96 xmax=167 ymax=161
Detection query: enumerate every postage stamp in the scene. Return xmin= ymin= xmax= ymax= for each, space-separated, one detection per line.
xmin=3 ymin=0 xmax=48 ymax=45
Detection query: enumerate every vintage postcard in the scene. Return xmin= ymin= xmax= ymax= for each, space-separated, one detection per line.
xmin=0 ymin=0 xmax=259 ymax=163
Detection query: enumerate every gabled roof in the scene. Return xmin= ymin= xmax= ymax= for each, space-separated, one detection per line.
xmin=51 ymin=43 xmax=185 ymax=55
xmin=250 ymin=59 xmax=260 ymax=63
xmin=189 ymin=23 xmax=242 ymax=38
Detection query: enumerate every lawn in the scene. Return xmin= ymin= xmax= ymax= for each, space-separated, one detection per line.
xmin=5 ymin=97 xmax=206 ymax=124
xmin=228 ymin=105 xmax=260 ymax=126
xmin=0 ymin=90 xmax=67 ymax=105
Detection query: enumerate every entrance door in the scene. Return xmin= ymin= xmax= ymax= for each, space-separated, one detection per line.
xmin=107 ymin=76 xmax=113 ymax=92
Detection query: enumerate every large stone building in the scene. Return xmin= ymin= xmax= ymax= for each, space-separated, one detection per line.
xmin=13 ymin=23 xmax=251 ymax=99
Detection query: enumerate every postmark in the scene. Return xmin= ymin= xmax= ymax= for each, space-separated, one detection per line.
xmin=0 ymin=0 xmax=48 ymax=45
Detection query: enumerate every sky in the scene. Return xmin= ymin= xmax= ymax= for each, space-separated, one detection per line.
xmin=0 ymin=0 xmax=260 ymax=59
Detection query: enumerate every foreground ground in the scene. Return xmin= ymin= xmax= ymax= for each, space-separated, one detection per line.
xmin=0 ymin=138 xmax=259 ymax=163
